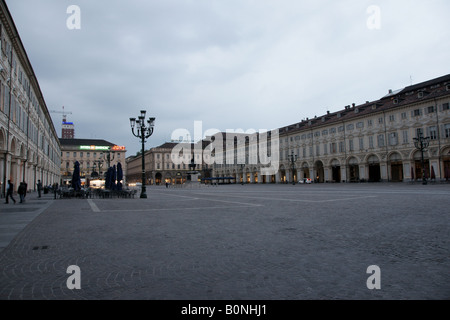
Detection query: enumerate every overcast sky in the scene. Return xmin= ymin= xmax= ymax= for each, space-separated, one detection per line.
xmin=5 ymin=0 xmax=450 ymax=156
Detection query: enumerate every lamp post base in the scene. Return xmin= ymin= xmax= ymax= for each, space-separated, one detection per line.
xmin=140 ymin=186 xmax=147 ymax=198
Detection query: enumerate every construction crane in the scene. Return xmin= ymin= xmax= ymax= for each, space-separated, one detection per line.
xmin=50 ymin=106 xmax=73 ymax=123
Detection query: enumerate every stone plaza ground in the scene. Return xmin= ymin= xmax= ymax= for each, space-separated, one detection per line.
xmin=0 ymin=183 xmax=449 ymax=300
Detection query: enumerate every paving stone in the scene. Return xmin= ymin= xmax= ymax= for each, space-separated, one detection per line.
xmin=0 ymin=184 xmax=449 ymax=300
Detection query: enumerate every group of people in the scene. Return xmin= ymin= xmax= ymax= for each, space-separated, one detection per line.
xmin=4 ymin=179 xmax=44 ymax=204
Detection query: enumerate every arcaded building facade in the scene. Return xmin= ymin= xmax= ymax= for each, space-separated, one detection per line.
xmin=0 ymin=1 xmax=61 ymax=194
xmin=126 ymin=142 xmax=213 ymax=185
xmin=214 ymin=74 xmax=450 ymax=183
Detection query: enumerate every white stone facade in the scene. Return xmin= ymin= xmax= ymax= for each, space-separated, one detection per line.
xmin=0 ymin=2 xmax=61 ymax=194
xmin=214 ymin=75 xmax=450 ymax=184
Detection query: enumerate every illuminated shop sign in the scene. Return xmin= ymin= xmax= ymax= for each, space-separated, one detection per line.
xmin=79 ymin=145 xmax=125 ymax=151
xmin=79 ymin=145 xmax=110 ymax=150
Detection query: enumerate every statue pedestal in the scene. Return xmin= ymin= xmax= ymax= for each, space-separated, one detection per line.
xmin=186 ymin=171 xmax=200 ymax=187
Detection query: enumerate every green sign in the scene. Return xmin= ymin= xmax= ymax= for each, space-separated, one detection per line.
xmin=79 ymin=145 xmax=111 ymax=151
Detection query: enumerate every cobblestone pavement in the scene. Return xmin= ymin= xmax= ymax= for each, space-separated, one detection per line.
xmin=0 ymin=183 xmax=449 ymax=300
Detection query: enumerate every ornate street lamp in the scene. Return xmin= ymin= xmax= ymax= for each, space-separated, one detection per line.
xmin=413 ymin=132 xmax=430 ymax=185
xmin=288 ymin=151 xmax=298 ymax=185
xmin=130 ymin=110 xmax=155 ymax=198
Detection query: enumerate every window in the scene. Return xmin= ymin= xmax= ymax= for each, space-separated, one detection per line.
xmin=73 ymin=152 xmax=76 ymax=157
xmin=322 ymin=130 xmax=328 ymax=136
xmin=416 ymin=128 xmax=423 ymax=137
xmin=369 ymin=136 xmax=374 ymax=149
xmin=339 ymin=141 xmax=345 ymax=153
xmin=309 ymin=146 xmax=313 ymax=157
xmin=428 ymin=126 xmax=437 ymax=140
xmin=377 ymin=134 xmax=385 ymax=147
xmin=338 ymin=126 xmax=344 ymax=133
xmin=402 ymin=130 xmax=408 ymax=144
xmin=330 ymin=143 xmax=337 ymax=154
xmin=389 ymin=132 xmax=398 ymax=146
xmin=445 ymin=124 xmax=450 ymax=138
xmin=389 ymin=115 xmax=395 ymax=122
xmin=359 ymin=137 xmax=364 ymax=150
xmin=443 ymin=103 xmax=450 ymax=111
xmin=87 ymin=152 xmax=90 ymax=158
xmin=303 ymin=147 xmax=306 ymax=157
xmin=157 ymin=154 xmax=160 ymax=159
xmin=347 ymin=124 xmax=354 ymax=131
xmin=378 ymin=117 xmax=383 ymax=124
xmin=368 ymin=119 xmax=373 ymax=126
xmin=349 ymin=139 xmax=354 ymax=151
xmin=316 ymin=145 xmax=320 ymax=156
xmin=323 ymin=143 xmax=328 ymax=155
xmin=427 ymin=106 xmax=435 ymax=114
xmin=314 ymin=131 xmax=320 ymax=137
xmin=157 ymin=163 xmax=160 ymax=169
xmin=356 ymin=122 xmax=364 ymax=129
xmin=66 ymin=152 xmax=70 ymax=157
xmin=330 ymin=128 xmax=336 ymax=134
xmin=413 ymin=109 xmax=421 ymax=117
xmin=401 ymin=112 xmax=407 ymax=120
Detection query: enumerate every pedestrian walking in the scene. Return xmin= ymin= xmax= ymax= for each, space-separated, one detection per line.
xmin=37 ymin=180 xmax=42 ymax=198
xmin=53 ymin=182 xmax=59 ymax=199
xmin=18 ymin=181 xmax=27 ymax=203
xmin=23 ymin=181 xmax=28 ymax=201
xmin=5 ymin=180 xmax=16 ymax=204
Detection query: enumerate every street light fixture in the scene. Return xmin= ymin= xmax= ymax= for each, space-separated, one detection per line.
xmin=413 ymin=132 xmax=430 ymax=185
xmin=130 ymin=110 xmax=155 ymax=198
xmin=288 ymin=151 xmax=298 ymax=185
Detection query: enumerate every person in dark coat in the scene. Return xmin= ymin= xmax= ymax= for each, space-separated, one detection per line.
xmin=18 ymin=182 xmax=27 ymax=203
xmin=5 ymin=180 xmax=16 ymax=204
xmin=37 ymin=180 xmax=42 ymax=198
